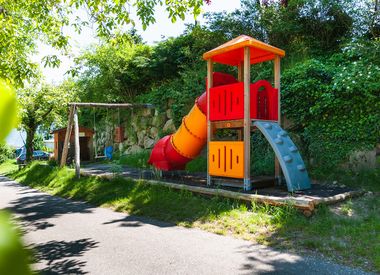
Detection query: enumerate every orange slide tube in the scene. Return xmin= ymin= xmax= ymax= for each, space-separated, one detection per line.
xmin=148 ymin=72 xmax=238 ymax=171
xmin=171 ymin=104 xmax=207 ymax=159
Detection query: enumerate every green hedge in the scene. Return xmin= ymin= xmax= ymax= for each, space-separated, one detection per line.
xmin=282 ymin=39 xmax=380 ymax=174
xmin=0 ymin=144 xmax=14 ymax=164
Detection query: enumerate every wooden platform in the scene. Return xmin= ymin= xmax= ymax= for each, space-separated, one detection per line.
xmin=80 ymin=164 xmax=365 ymax=215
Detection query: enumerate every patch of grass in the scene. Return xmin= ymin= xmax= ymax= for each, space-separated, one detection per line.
xmin=339 ymin=168 xmax=380 ymax=192
xmin=118 ymin=150 xmax=150 ymax=169
xmin=0 ymin=161 xmax=379 ymax=272
xmin=0 ymin=160 xmax=19 ymax=174
xmin=283 ymin=198 xmax=380 ymax=271
xmin=185 ymin=155 xmax=207 ymax=173
xmin=310 ymin=166 xmax=380 ymax=192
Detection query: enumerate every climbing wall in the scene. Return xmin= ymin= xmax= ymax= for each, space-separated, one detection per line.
xmin=254 ymin=121 xmax=311 ymax=192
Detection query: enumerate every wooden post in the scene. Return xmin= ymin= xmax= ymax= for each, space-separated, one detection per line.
xmin=237 ymin=61 xmax=244 ymax=141
xmin=207 ymin=59 xmax=213 ymax=186
xmin=238 ymin=61 xmax=244 ymax=82
xmin=73 ymin=105 xmax=81 ymax=178
xmin=60 ymin=105 xmax=74 ymax=167
xmin=274 ymin=55 xmax=281 ymax=184
xmin=243 ymin=47 xmax=251 ymax=191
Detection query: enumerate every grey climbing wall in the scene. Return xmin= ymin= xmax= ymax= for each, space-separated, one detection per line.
xmin=253 ymin=121 xmax=311 ymax=192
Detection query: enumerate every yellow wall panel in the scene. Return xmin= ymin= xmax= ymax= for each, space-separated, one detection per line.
xmin=209 ymin=141 xmax=244 ymax=178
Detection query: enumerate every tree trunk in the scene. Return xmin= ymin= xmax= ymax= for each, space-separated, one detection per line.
xmin=25 ymin=127 xmax=36 ymax=162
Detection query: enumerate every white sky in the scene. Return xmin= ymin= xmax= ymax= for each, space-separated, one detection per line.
xmin=35 ymin=1 xmax=241 ymax=84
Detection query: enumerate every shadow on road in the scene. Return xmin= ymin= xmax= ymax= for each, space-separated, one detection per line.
xmin=4 ymin=184 xmax=93 ymax=232
xmin=31 ymin=238 xmax=98 ymax=275
xmin=0 ymin=176 xmax=100 ymax=274
xmin=103 ymin=214 xmax=173 ymax=228
xmin=236 ymin=243 xmax=369 ymax=275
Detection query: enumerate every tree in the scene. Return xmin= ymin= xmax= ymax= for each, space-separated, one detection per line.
xmin=0 ymin=0 xmax=209 ymax=87
xmin=74 ymin=24 xmax=226 ymax=105
xmin=73 ymin=38 xmax=153 ymax=103
xmin=17 ymin=80 xmax=76 ymax=161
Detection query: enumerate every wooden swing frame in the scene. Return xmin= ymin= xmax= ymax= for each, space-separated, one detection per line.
xmin=60 ymin=102 xmax=153 ymax=178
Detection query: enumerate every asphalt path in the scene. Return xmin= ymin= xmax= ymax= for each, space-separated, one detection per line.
xmin=0 ymin=176 xmax=373 ymax=275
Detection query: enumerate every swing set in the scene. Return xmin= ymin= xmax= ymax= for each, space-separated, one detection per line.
xmin=60 ymin=102 xmax=153 ymax=178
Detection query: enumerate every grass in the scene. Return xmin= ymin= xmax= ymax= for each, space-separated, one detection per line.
xmin=185 ymin=155 xmax=207 ymax=173
xmin=0 ymin=160 xmax=379 ymax=272
xmin=118 ymin=150 xmax=151 ymax=169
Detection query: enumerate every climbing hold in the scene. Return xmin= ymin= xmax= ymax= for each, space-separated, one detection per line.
xmin=297 ymin=164 xmax=306 ymax=171
xmin=278 ymin=130 xmax=288 ymax=137
xmin=289 ymin=146 xmax=298 ymax=153
xmin=274 ymin=138 xmax=283 ymax=144
xmin=283 ymin=155 xmax=292 ymax=163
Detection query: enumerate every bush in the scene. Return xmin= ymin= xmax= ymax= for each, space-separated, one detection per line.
xmin=33 ymin=134 xmax=45 ymax=151
xmin=186 ymin=155 xmax=207 ymax=173
xmin=282 ymin=39 xmax=380 ymax=174
xmin=0 ymin=144 xmax=14 ymax=164
xmin=47 ymin=158 xmax=58 ymax=166
xmin=251 ymin=131 xmax=275 ymax=176
xmin=138 ymin=64 xmax=207 ymax=127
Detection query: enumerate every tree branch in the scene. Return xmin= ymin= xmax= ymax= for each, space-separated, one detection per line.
xmin=36 ymin=107 xmax=53 ymax=124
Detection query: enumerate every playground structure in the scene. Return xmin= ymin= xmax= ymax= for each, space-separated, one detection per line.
xmin=149 ymin=35 xmax=311 ymax=192
xmin=60 ymin=102 xmax=152 ymax=178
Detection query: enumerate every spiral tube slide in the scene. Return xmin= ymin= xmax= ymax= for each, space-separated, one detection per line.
xmin=148 ymin=72 xmax=237 ymax=171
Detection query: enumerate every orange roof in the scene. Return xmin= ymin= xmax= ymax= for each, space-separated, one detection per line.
xmin=203 ymin=35 xmax=285 ymax=66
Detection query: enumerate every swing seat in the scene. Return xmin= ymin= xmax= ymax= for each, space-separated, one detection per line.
xmin=105 ymin=146 xmax=113 ymax=160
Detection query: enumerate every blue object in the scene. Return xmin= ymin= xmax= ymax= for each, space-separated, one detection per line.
xmin=16 ymin=147 xmax=50 ymax=163
xmin=104 ymin=146 xmax=113 ymax=160
xmin=16 ymin=146 xmax=26 ymax=159
xmin=253 ymin=121 xmax=311 ymax=192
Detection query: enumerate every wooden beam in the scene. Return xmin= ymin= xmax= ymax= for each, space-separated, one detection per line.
xmin=211 ymin=120 xmax=279 ymax=131
xmin=80 ymin=170 xmax=315 ymax=211
xmin=237 ymin=61 xmax=243 ymax=82
xmin=60 ymin=105 xmax=74 ymax=167
xmin=312 ymin=190 xmax=365 ymax=206
xmin=142 ymin=179 xmax=315 ymax=211
xmin=274 ymin=55 xmax=281 ymax=184
xmin=207 ymin=59 xmax=213 ymax=187
xmin=243 ymin=47 xmax=251 ymax=191
xmin=73 ymin=106 xmax=80 ymax=178
xmin=79 ymin=167 xmax=366 ymax=213
xmin=69 ymin=102 xmax=153 ymax=108
xmin=212 ymin=119 xmax=244 ymax=129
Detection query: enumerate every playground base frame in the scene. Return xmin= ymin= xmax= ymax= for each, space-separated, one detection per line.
xmin=80 ymin=166 xmax=365 ymax=216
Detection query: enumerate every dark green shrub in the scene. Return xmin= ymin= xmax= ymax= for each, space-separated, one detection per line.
xmin=251 ymin=131 xmax=275 ymax=176
xmin=282 ymin=40 xmax=380 ymax=174
xmin=186 ymin=155 xmax=207 ymax=173
xmin=47 ymin=158 xmax=58 ymax=166
xmin=0 ymin=144 xmax=14 ymax=164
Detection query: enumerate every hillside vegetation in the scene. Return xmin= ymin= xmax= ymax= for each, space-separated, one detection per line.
xmin=67 ymin=0 xmax=379 ymax=179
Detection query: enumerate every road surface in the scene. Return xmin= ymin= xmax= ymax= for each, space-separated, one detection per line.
xmin=0 ymin=176 xmax=372 ymax=275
